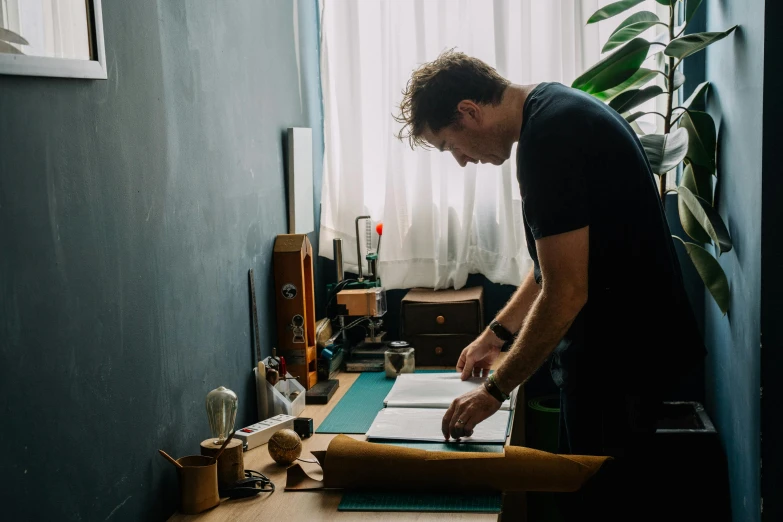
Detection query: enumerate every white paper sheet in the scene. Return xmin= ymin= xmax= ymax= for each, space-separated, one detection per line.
xmin=366 ymin=407 xmax=510 ymax=443
xmin=383 ymin=373 xmax=516 ymax=410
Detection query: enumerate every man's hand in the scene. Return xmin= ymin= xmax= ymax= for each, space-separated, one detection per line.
xmin=441 ymin=386 xmax=502 ymax=440
xmin=456 ymin=332 xmax=504 ymax=380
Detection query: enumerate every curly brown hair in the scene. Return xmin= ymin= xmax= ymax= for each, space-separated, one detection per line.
xmin=394 ymin=49 xmax=510 ymax=149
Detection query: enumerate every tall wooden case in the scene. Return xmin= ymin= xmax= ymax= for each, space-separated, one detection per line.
xmin=273 ymin=234 xmax=318 ymax=390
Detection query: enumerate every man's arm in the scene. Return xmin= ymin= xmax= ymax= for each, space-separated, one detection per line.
xmin=492 ymin=226 xmax=589 ymax=395
xmin=494 ymin=267 xmax=541 ymax=336
xmin=457 ymin=267 xmax=540 ymax=379
xmin=442 ymin=226 xmax=588 ymax=440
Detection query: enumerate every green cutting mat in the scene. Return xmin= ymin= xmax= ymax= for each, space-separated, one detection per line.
xmin=316 ymin=370 xmax=448 ymax=434
xmin=339 ymin=491 xmax=502 ymax=513
xmin=380 ymin=441 xmax=504 ymax=452
xmin=320 ymin=370 xmax=505 ymax=513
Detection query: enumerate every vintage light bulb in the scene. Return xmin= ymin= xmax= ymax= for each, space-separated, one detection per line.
xmin=205 ymin=386 xmax=238 ymax=446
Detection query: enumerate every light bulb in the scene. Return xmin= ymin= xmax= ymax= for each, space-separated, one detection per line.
xmin=205 ymin=386 xmax=238 ymax=446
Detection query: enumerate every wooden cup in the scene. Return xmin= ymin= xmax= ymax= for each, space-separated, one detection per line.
xmin=176 ymin=455 xmax=220 ymax=514
xmin=200 ymin=438 xmax=244 ymax=487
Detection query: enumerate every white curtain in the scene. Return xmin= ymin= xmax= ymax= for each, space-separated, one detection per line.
xmin=319 ymin=0 xmax=657 ymax=290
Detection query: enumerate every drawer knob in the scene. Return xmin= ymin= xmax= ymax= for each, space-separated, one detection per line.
xmin=436 ymin=315 xmax=446 ymax=325
xmin=435 ymin=346 xmax=444 ymax=355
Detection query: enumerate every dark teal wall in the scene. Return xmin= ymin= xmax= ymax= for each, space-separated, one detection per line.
xmin=0 ymin=1 xmax=323 ymax=520
xmin=703 ymin=1 xmax=763 ymax=520
xmin=760 ymin=1 xmax=783 ymax=519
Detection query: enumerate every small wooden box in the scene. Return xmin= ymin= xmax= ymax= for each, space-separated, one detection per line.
xmin=400 ymin=287 xmax=484 ymax=366
xmin=336 ymin=288 xmax=382 ymax=316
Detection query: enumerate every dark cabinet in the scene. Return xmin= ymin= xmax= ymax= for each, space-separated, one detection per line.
xmin=400 ymin=287 xmax=484 ymax=366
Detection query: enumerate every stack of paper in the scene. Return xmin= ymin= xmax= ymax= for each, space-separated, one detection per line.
xmin=365 ymin=373 xmax=517 ymax=443
xmin=367 ymin=407 xmax=510 ymax=443
xmin=383 ymin=373 xmax=516 ymax=410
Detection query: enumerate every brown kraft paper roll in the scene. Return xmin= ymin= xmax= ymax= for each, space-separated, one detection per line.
xmin=286 ymin=434 xmax=610 ymax=493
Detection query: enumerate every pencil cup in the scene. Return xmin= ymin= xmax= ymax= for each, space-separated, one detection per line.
xmin=176 ymin=455 xmax=220 ymax=514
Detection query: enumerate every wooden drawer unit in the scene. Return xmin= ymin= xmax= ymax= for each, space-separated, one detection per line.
xmin=400 ymin=287 xmax=484 ymax=366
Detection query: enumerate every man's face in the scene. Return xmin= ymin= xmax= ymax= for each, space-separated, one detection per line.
xmin=420 ymin=101 xmax=511 ymax=167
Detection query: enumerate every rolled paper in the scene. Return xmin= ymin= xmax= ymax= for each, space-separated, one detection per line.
xmin=286 ymin=434 xmax=610 ymax=493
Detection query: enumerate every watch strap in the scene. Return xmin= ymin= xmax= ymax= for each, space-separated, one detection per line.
xmin=484 ymin=374 xmax=510 ymax=403
xmin=489 ymin=319 xmax=514 ymax=342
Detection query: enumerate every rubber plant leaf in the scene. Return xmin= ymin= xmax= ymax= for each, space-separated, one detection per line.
xmin=0 ymin=27 xmax=29 ymax=45
xmin=639 ymin=128 xmax=689 ymax=175
xmin=680 ymin=162 xmax=713 ymax=204
xmin=0 ymin=40 xmax=22 ymax=55
xmin=665 ymin=26 xmax=738 ymax=60
xmin=673 ymin=236 xmax=730 ymax=314
xmin=603 ymin=11 xmax=665 ymax=52
xmin=587 ymin=0 xmax=646 ymax=24
xmin=609 ymin=85 xmax=663 ymax=114
xmin=679 ymin=110 xmax=717 ymax=174
xmin=593 ymin=68 xmax=658 ymax=101
xmin=678 ymin=186 xmax=732 ymax=253
xmin=572 ymin=38 xmax=651 ymax=95
xmin=682 ymin=82 xmax=710 ymax=111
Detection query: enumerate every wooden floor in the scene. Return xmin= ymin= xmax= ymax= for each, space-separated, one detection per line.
xmin=168 ymin=361 xmax=523 ymax=521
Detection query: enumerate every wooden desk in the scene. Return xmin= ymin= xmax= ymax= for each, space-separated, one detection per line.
xmin=169 ymin=360 xmax=525 ymax=522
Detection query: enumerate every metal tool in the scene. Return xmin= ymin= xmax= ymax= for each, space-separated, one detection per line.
xmin=333 ymin=238 xmax=344 ymax=282
xmin=354 ymin=215 xmax=371 ymax=281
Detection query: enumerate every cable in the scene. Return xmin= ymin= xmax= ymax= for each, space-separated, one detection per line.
xmin=331 ymin=316 xmax=372 ymax=337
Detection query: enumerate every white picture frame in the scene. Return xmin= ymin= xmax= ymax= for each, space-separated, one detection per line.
xmin=0 ymin=0 xmax=106 ymax=80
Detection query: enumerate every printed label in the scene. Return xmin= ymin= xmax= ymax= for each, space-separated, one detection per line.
xmin=281 ymin=283 xmax=297 ymax=299
xmin=291 ymin=314 xmax=305 ymax=343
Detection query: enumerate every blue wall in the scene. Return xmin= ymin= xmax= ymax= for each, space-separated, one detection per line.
xmin=703 ymin=1 xmax=763 ymax=520
xmin=0 ymin=1 xmax=323 ymax=520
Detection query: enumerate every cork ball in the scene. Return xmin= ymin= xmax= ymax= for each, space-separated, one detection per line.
xmin=268 ymin=429 xmax=302 ymax=466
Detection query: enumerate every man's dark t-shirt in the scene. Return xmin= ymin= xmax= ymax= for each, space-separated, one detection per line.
xmin=517 ymin=82 xmax=704 ymax=389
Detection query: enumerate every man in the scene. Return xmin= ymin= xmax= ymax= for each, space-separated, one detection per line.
xmin=395 ymin=50 xmax=704 ymax=520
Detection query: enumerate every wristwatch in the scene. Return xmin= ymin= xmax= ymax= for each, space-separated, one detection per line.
xmin=488 ymin=319 xmax=514 ymax=343
xmin=484 ymin=374 xmax=510 ymax=403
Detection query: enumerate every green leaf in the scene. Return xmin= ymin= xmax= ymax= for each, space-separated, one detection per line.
xmin=0 ymin=41 xmax=23 ymax=55
xmin=609 ymin=85 xmax=663 ymax=114
xmin=678 ymin=187 xmax=733 ymax=253
xmin=0 ymin=27 xmax=29 ymax=45
xmin=682 ymin=82 xmax=710 ymax=111
xmin=680 ymin=162 xmax=713 ymax=203
xmin=671 ymin=69 xmax=686 ymax=91
xmin=685 ymin=0 xmax=703 ymax=23
xmin=624 ymin=111 xmax=648 ymax=124
xmin=655 ymin=0 xmax=675 ymax=5
xmin=673 ymin=236 xmax=730 ymax=314
xmin=679 ymin=110 xmax=717 ymax=173
xmin=665 ymin=26 xmax=738 ymax=60
xmin=587 ymin=0 xmax=647 ymax=24
xmin=593 ymin=68 xmax=659 ymax=101
xmin=678 ymin=188 xmax=712 ymax=244
xmin=640 ymin=128 xmax=689 ymax=175
xmin=603 ymin=12 xmax=665 ymax=52
xmin=573 ymin=38 xmax=650 ymax=94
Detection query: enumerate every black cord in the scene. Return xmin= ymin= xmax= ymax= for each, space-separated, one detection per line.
xmin=332 ymin=315 xmax=371 ymax=337
xmin=219 ymin=469 xmax=275 ymax=499
xmin=326 ymin=278 xmax=358 ymax=307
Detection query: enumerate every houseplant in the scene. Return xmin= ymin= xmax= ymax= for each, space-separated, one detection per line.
xmin=572 ymin=0 xmax=736 ymax=314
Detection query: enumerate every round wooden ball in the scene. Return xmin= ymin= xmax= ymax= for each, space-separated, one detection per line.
xmin=268 ymin=429 xmax=302 ymax=466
